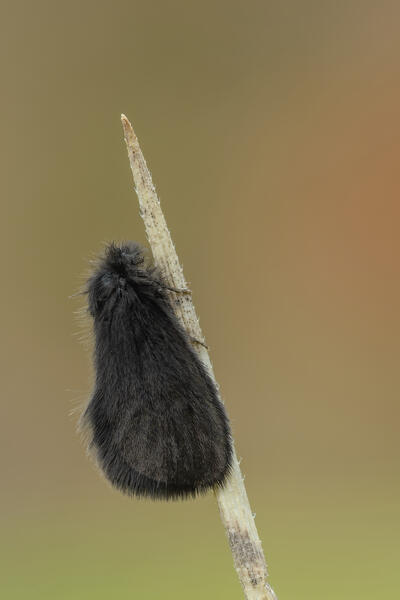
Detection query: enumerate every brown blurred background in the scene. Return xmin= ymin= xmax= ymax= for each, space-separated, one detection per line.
xmin=1 ymin=1 xmax=399 ymax=598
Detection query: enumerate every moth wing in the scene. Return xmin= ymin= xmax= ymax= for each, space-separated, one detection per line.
xmin=84 ymin=355 xmax=231 ymax=498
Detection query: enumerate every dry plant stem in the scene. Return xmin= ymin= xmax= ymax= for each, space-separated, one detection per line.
xmin=121 ymin=114 xmax=277 ymax=600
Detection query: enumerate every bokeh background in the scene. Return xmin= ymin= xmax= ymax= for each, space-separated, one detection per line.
xmin=1 ymin=1 xmax=399 ymax=598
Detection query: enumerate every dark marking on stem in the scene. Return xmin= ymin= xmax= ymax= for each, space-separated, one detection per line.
xmin=228 ymin=521 xmax=267 ymax=588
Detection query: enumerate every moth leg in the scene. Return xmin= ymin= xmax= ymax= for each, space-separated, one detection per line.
xmin=163 ymin=285 xmax=192 ymax=295
xmin=189 ymin=335 xmax=209 ymax=350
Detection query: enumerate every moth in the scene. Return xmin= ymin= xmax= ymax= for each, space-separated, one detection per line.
xmin=81 ymin=241 xmax=232 ymax=499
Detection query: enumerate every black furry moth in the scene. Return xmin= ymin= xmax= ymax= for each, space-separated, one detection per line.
xmin=81 ymin=242 xmax=232 ymax=500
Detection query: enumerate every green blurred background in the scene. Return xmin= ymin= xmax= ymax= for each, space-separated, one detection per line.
xmin=1 ymin=1 xmax=399 ymax=598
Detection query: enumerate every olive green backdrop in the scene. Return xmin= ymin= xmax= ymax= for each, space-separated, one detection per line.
xmin=1 ymin=1 xmax=399 ymax=598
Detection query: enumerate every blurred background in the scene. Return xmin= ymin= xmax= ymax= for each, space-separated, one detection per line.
xmin=1 ymin=1 xmax=399 ymax=598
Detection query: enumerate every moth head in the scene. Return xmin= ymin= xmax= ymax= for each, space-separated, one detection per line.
xmin=87 ymin=242 xmax=147 ymax=317
xmin=103 ymin=241 xmax=144 ymax=274
xmin=87 ymin=271 xmax=117 ymax=317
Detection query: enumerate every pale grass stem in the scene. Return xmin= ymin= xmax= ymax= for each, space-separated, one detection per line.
xmin=121 ymin=114 xmax=277 ymax=600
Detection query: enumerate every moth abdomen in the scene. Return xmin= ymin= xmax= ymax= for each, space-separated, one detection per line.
xmin=82 ymin=241 xmax=233 ymax=500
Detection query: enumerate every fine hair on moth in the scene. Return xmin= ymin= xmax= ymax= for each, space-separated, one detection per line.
xmin=79 ymin=241 xmax=233 ymax=500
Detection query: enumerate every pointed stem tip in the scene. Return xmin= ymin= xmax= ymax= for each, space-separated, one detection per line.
xmin=121 ymin=113 xmax=139 ymax=149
